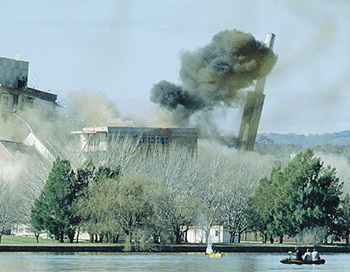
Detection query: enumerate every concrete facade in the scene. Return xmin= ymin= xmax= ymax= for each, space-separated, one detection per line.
xmin=0 ymin=56 xmax=57 ymax=162
xmin=0 ymin=57 xmax=28 ymax=89
xmin=72 ymin=126 xmax=198 ymax=153
xmin=0 ymin=57 xmax=57 ymax=114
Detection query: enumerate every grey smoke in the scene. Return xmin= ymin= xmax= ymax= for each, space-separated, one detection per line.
xmin=150 ymin=29 xmax=277 ymax=134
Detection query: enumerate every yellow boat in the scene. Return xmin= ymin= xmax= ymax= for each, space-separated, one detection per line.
xmin=207 ymin=252 xmax=223 ymax=258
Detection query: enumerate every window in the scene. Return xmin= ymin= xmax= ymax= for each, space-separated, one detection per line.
xmin=139 ymin=136 xmax=169 ymax=145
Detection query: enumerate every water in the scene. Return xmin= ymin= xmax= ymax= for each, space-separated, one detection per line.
xmin=0 ymin=252 xmax=348 ymax=272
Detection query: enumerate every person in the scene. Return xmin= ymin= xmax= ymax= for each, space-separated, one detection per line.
xmin=295 ymin=249 xmax=303 ymax=261
xmin=312 ymin=248 xmax=320 ymax=261
xmin=303 ymin=248 xmax=312 ymax=261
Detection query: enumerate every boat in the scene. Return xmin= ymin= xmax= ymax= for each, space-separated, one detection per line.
xmin=205 ymin=240 xmax=225 ymax=257
xmin=280 ymin=258 xmax=326 ymax=265
xmin=207 ymin=252 xmax=223 ymax=258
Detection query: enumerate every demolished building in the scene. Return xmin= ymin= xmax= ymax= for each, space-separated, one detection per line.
xmin=0 ymin=56 xmax=57 ymax=162
xmin=72 ymin=126 xmax=198 ymax=154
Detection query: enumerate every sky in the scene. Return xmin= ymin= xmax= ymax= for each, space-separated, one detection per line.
xmin=1 ymin=0 xmax=350 ymax=135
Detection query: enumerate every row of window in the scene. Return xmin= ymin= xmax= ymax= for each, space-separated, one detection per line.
xmin=139 ymin=136 xmax=170 ymax=145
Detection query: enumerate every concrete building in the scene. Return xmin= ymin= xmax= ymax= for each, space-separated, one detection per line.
xmin=0 ymin=56 xmax=57 ymax=162
xmin=185 ymin=226 xmax=231 ymax=243
xmin=72 ymin=126 xmax=198 ymax=153
xmin=0 ymin=57 xmax=57 ymax=114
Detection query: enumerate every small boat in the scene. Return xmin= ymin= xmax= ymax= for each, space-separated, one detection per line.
xmin=207 ymin=252 xmax=223 ymax=258
xmin=205 ymin=241 xmax=225 ymax=257
xmin=280 ymin=258 xmax=326 ymax=265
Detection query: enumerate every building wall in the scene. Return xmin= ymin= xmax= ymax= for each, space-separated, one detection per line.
xmin=72 ymin=126 xmax=198 ymax=153
xmin=0 ymin=57 xmax=29 ymax=89
xmin=185 ymin=226 xmax=231 ymax=243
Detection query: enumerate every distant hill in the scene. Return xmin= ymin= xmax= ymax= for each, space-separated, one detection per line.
xmin=258 ymin=130 xmax=350 ymax=148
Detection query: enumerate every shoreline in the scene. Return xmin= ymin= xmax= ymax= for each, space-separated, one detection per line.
xmin=0 ymin=244 xmax=349 ymax=253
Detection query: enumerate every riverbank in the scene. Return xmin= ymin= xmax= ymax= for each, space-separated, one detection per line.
xmin=0 ymin=243 xmax=350 ymax=253
xmin=1 ymin=235 xmax=349 ymax=252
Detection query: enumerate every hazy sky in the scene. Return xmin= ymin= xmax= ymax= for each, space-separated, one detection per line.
xmin=1 ymin=0 xmax=349 ymax=135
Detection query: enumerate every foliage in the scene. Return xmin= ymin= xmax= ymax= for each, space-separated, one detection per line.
xmin=338 ymin=193 xmax=350 ymax=244
xmin=31 ymin=157 xmax=86 ymax=243
xmin=248 ymin=149 xmax=343 ymax=243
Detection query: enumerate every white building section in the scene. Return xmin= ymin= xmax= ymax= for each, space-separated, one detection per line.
xmin=72 ymin=126 xmax=198 ymax=153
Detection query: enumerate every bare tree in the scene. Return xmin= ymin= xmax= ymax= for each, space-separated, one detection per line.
xmin=219 ymin=154 xmax=273 ymax=243
xmin=0 ymin=181 xmax=26 ymax=242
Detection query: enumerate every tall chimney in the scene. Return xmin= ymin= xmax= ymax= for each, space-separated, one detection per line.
xmin=237 ymin=33 xmax=276 ymax=151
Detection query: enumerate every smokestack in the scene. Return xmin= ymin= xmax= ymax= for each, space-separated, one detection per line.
xmin=237 ymin=33 xmax=276 ymax=151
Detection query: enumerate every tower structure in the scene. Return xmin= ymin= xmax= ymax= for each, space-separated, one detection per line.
xmin=237 ymin=33 xmax=276 ymax=151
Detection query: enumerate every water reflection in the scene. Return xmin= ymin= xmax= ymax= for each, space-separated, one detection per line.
xmin=0 ymin=252 xmax=347 ymax=272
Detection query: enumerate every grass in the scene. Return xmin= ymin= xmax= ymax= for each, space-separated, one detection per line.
xmin=0 ymin=235 xmax=348 ymax=248
xmin=0 ymin=235 xmax=93 ymax=246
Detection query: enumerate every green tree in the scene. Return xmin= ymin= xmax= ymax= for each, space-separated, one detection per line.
xmin=247 ymin=174 xmax=277 ymax=243
xmin=338 ymin=193 xmax=350 ymax=244
xmin=31 ymin=158 xmax=80 ymax=242
xmin=283 ymin=149 xmax=343 ymax=239
xmin=247 ymin=149 xmax=343 ymax=243
xmin=76 ymin=165 xmax=121 ymax=243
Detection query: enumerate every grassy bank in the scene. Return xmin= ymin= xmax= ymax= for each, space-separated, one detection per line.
xmin=0 ymin=235 xmax=349 ymax=253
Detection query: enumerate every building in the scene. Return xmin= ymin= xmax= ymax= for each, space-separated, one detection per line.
xmin=185 ymin=226 xmax=231 ymax=243
xmin=0 ymin=57 xmax=57 ymax=114
xmin=72 ymin=126 xmax=198 ymax=153
xmin=0 ymin=56 xmax=57 ymax=162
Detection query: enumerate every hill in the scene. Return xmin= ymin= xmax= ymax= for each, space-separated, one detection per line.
xmin=258 ymin=130 xmax=350 ymax=148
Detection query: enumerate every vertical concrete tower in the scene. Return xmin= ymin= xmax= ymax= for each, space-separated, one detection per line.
xmin=237 ymin=33 xmax=276 ymax=151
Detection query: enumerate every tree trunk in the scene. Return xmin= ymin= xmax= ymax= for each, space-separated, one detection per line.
xmin=76 ymin=228 xmax=80 ymax=243
xmin=183 ymin=229 xmax=188 ymax=243
xmin=323 ymin=235 xmax=328 ymax=244
xmin=68 ymin=229 xmax=75 ymax=243
xmin=35 ymin=233 xmax=39 ymax=243
xmin=174 ymin=227 xmax=182 ymax=244
xmin=279 ymin=235 xmax=283 ymax=244
xmin=270 ymin=236 xmax=274 ymax=244
xmin=229 ymin=232 xmax=235 ymax=243
xmin=60 ymin=231 xmax=64 ymax=243
xmin=346 ymin=234 xmax=349 ymax=244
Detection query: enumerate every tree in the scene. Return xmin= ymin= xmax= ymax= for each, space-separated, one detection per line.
xmin=221 ymin=156 xmax=272 ymax=243
xmin=123 ymin=145 xmax=200 ymax=244
xmin=338 ymin=193 xmax=350 ymax=244
xmin=77 ymin=165 xmax=121 ymax=243
xmin=31 ymin=158 xmax=80 ymax=242
xmin=247 ymin=149 xmax=343 ymax=243
xmin=283 ymin=149 xmax=343 ymax=239
xmin=112 ymin=174 xmax=156 ymax=242
xmin=247 ymin=175 xmax=277 ymax=243
xmin=0 ymin=182 xmax=24 ymax=243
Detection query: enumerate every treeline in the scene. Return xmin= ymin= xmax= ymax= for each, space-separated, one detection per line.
xmin=29 ymin=147 xmax=350 ymax=245
xmin=248 ymin=149 xmax=350 ymax=244
xmin=29 ymin=145 xmax=272 ymax=245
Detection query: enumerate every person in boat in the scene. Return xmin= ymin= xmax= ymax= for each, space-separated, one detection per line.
xmin=303 ymin=249 xmax=312 ymax=261
xmin=295 ymin=249 xmax=303 ymax=261
xmin=312 ymin=249 xmax=320 ymax=261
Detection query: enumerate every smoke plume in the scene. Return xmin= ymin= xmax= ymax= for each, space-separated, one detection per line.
xmin=150 ymin=29 xmax=277 ymax=139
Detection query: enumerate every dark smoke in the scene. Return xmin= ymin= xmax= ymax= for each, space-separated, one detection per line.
xmin=150 ymin=80 xmax=206 ymax=125
xmin=150 ymin=29 xmax=277 ymax=137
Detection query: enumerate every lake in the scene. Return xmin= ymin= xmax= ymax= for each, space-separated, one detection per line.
xmin=0 ymin=252 xmax=348 ymax=271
